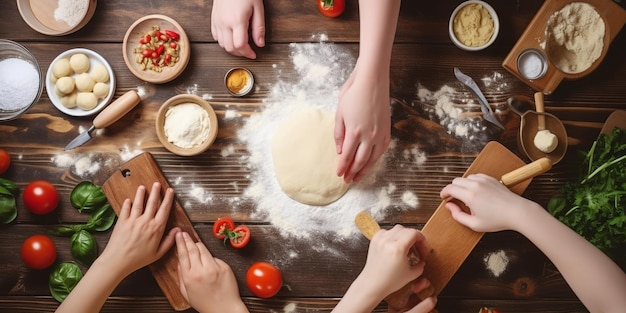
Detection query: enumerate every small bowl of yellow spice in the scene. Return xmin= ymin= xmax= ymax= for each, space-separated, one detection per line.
xmin=155 ymin=94 xmax=219 ymax=156
xmin=224 ymin=67 xmax=254 ymax=96
xmin=449 ymin=0 xmax=499 ymax=51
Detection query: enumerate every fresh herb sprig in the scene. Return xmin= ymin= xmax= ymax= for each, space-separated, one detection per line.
xmin=547 ymin=127 xmax=626 ymax=252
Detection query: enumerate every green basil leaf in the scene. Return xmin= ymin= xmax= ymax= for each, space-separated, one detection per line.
xmin=0 ymin=186 xmax=17 ymax=224
xmin=49 ymin=225 xmax=85 ymax=237
xmin=85 ymin=204 xmax=116 ymax=232
xmin=70 ymin=230 xmax=98 ymax=266
xmin=70 ymin=181 xmax=107 ymax=213
xmin=49 ymin=262 xmax=83 ymax=303
xmin=0 ymin=178 xmax=19 ymax=198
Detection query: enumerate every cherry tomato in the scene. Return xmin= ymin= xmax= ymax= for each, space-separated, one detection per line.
xmin=212 ymin=217 xmax=235 ymax=239
xmin=23 ymin=180 xmax=59 ymax=215
xmin=318 ymin=0 xmax=345 ymax=18
xmin=0 ymin=149 xmax=10 ymax=175
xmin=21 ymin=234 xmax=57 ymax=270
xmin=230 ymin=225 xmax=251 ymax=249
xmin=479 ymin=308 xmax=501 ymax=313
xmin=246 ymin=262 xmax=283 ymax=298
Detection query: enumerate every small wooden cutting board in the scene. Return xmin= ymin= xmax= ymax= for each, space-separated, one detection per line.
xmin=102 ymin=152 xmax=200 ymax=311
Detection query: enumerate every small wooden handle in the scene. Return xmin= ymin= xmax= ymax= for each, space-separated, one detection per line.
xmin=500 ymin=157 xmax=551 ymax=187
xmin=93 ymin=90 xmax=141 ymax=129
xmin=534 ymin=92 xmax=546 ymax=130
xmin=354 ymin=211 xmax=381 ymax=240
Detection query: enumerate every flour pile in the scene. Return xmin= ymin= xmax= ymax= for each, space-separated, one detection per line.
xmin=238 ymin=40 xmax=415 ymax=239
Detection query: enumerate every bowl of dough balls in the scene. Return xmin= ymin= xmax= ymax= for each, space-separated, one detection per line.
xmin=46 ymin=48 xmax=115 ymax=116
xmin=155 ymin=94 xmax=219 ymax=156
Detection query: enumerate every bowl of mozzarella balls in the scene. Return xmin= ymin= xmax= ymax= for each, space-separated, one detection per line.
xmin=46 ymin=48 xmax=115 ymax=116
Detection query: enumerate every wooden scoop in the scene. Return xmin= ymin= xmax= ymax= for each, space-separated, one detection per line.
xmin=355 ymin=142 xmax=552 ymax=311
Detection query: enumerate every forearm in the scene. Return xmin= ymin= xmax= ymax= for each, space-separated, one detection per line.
xmin=55 ymin=258 xmax=127 ymax=313
xmin=515 ymin=203 xmax=626 ymax=313
xmin=332 ymin=274 xmax=385 ymax=313
xmin=357 ymin=0 xmax=400 ymax=75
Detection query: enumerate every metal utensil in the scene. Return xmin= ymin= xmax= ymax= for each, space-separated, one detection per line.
xmin=65 ymin=90 xmax=142 ymax=150
xmin=453 ymin=67 xmax=505 ymax=129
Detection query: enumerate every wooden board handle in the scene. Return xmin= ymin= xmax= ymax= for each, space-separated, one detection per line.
xmin=500 ymin=157 xmax=551 ymax=187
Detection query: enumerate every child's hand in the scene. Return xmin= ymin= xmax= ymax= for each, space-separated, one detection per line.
xmin=211 ymin=0 xmax=265 ymax=59
xmin=97 ymin=183 xmax=179 ymax=277
xmin=176 ymin=232 xmax=248 ymax=313
xmin=440 ymin=174 xmax=534 ymax=232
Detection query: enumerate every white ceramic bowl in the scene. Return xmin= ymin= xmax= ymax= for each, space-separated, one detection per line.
xmin=0 ymin=39 xmax=43 ymax=121
xmin=449 ymin=0 xmax=499 ymax=51
xmin=46 ymin=48 xmax=115 ymax=116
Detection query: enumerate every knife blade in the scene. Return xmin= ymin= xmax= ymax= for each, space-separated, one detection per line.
xmin=453 ymin=67 xmax=505 ymax=129
xmin=65 ymin=90 xmax=142 ymax=150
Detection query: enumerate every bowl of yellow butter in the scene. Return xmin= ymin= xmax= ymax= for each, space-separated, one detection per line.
xmin=449 ymin=0 xmax=499 ymax=51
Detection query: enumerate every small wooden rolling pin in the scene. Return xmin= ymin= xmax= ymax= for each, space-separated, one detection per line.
xmin=355 ymin=155 xmax=551 ymax=311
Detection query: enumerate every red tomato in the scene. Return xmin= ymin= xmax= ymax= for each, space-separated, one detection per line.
xmin=0 ymin=149 xmax=10 ymax=175
xmin=230 ymin=225 xmax=251 ymax=249
xmin=23 ymin=180 xmax=59 ymax=215
xmin=246 ymin=262 xmax=283 ymax=298
xmin=212 ymin=217 xmax=235 ymax=239
xmin=318 ymin=0 xmax=345 ymax=18
xmin=21 ymin=234 xmax=57 ymax=269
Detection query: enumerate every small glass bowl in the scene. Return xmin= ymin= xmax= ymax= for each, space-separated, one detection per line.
xmin=0 ymin=40 xmax=43 ymax=122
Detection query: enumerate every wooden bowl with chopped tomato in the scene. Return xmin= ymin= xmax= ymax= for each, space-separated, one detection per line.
xmin=122 ymin=14 xmax=190 ymax=84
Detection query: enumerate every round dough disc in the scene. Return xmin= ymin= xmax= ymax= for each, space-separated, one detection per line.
xmin=271 ymin=108 xmax=350 ymax=206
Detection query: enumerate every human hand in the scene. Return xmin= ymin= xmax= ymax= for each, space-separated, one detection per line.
xmin=211 ymin=0 xmax=265 ymax=59
xmin=359 ymin=225 xmax=430 ymax=300
xmin=97 ymin=183 xmax=179 ymax=277
xmin=440 ymin=174 xmax=535 ymax=232
xmin=334 ymin=62 xmax=391 ymax=183
xmin=387 ymin=279 xmax=437 ymax=313
xmin=176 ymin=231 xmax=248 ymax=313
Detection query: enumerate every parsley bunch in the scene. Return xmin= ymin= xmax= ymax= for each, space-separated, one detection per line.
xmin=547 ymin=127 xmax=626 ymax=252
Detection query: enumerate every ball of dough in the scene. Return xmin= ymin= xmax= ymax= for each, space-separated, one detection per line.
xmin=52 ymin=58 xmax=72 ymax=78
xmin=533 ymin=129 xmax=558 ymax=153
xmin=55 ymin=76 xmax=75 ymax=95
xmin=59 ymin=92 xmax=77 ymax=109
xmin=92 ymin=82 xmax=109 ymax=99
xmin=90 ymin=63 xmax=109 ymax=83
xmin=69 ymin=53 xmax=90 ymax=74
xmin=75 ymin=73 xmax=95 ymax=92
xmin=76 ymin=92 xmax=98 ymax=110
xmin=271 ymin=108 xmax=351 ymax=206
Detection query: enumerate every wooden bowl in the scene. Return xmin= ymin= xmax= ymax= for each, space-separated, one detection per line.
xmin=155 ymin=94 xmax=218 ymax=156
xmin=17 ymin=0 xmax=97 ymax=36
xmin=123 ymin=14 xmax=190 ymax=84
xmin=45 ymin=48 xmax=116 ymax=116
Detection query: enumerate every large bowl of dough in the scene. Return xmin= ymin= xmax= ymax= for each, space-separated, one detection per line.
xmin=155 ymin=94 xmax=219 ymax=156
xmin=46 ymin=48 xmax=115 ymax=116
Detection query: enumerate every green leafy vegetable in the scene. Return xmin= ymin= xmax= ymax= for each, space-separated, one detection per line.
xmin=49 ymin=262 xmax=83 ymax=303
xmin=85 ymin=204 xmax=116 ymax=232
xmin=547 ymin=127 xmax=626 ymax=252
xmin=70 ymin=230 xmax=98 ymax=266
xmin=0 ymin=178 xmax=19 ymax=224
xmin=70 ymin=181 xmax=107 ymax=213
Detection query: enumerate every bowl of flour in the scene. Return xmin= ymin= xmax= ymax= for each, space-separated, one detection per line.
xmin=155 ymin=94 xmax=219 ymax=156
xmin=0 ymin=40 xmax=43 ymax=121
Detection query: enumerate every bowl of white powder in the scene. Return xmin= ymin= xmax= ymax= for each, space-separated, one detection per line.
xmin=155 ymin=94 xmax=219 ymax=156
xmin=0 ymin=40 xmax=43 ymax=121
xmin=17 ymin=0 xmax=97 ymax=36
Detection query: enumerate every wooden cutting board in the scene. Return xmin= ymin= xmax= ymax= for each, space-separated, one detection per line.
xmin=102 ymin=152 xmax=199 ymax=311
xmin=502 ymin=0 xmax=626 ymax=94
xmin=600 ymin=110 xmax=626 ymax=135
xmin=388 ymin=141 xmax=540 ymax=310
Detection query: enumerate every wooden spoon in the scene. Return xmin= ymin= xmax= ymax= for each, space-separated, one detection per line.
xmin=533 ymin=92 xmax=558 ymax=153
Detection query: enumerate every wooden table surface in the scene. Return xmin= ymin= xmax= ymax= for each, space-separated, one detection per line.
xmin=1 ymin=1 xmax=625 ymax=312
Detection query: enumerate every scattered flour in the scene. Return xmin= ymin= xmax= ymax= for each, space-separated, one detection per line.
xmin=187 ymin=183 xmax=213 ymax=205
xmin=220 ymin=145 xmax=236 ymax=157
xmin=401 ymin=191 xmax=419 ymax=208
xmin=484 ymin=249 xmax=509 ymax=277
xmin=238 ymin=40 xmax=418 ymax=240
xmin=54 ymin=0 xmax=89 ymax=27
xmin=224 ymin=110 xmax=240 ymax=120
xmin=283 ymin=303 xmax=297 ymax=313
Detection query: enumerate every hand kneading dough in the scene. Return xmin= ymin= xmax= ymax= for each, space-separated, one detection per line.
xmin=271 ymin=108 xmax=350 ymax=206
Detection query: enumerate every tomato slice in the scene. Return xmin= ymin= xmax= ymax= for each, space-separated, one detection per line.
xmin=229 ymin=225 xmax=250 ymax=248
xmin=318 ymin=0 xmax=345 ymax=18
xmin=212 ymin=217 xmax=235 ymax=239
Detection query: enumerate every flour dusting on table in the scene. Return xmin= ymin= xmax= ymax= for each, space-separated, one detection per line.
xmin=238 ymin=40 xmax=419 ymax=240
